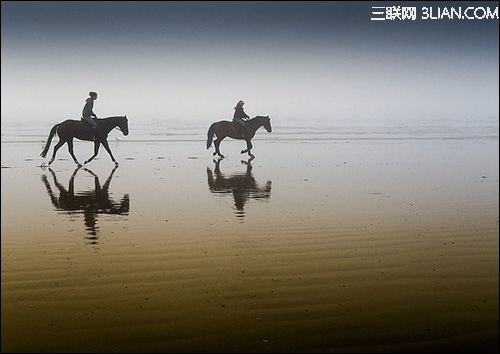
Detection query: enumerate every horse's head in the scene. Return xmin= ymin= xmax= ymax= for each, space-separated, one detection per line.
xmin=260 ymin=115 xmax=272 ymax=133
xmin=118 ymin=116 xmax=129 ymax=136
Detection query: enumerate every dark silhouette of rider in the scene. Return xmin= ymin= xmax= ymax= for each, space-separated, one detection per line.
xmin=233 ymin=100 xmax=249 ymax=138
xmin=82 ymin=91 xmax=98 ymax=140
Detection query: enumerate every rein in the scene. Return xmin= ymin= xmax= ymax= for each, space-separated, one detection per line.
xmin=100 ymin=116 xmax=126 ymax=133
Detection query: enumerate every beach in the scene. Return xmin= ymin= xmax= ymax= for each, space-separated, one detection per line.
xmin=1 ymin=121 xmax=499 ymax=353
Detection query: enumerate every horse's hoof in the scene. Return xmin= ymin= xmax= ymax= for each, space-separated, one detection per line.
xmin=240 ymin=150 xmax=245 ymax=154
xmin=249 ymin=155 xmax=255 ymax=159
xmin=213 ymin=152 xmax=217 ymax=156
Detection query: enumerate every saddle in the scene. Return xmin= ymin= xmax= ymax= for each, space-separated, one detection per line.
xmin=233 ymin=121 xmax=246 ymax=138
xmin=80 ymin=118 xmax=97 ymax=134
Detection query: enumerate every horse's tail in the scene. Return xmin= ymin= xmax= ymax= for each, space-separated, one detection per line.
xmin=206 ymin=123 xmax=216 ymax=149
xmin=40 ymin=124 xmax=58 ymax=158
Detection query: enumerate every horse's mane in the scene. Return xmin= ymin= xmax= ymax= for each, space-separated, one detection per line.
xmin=100 ymin=115 xmax=127 ymax=119
xmin=221 ymin=115 xmax=268 ymax=124
xmin=249 ymin=115 xmax=269 ymax=121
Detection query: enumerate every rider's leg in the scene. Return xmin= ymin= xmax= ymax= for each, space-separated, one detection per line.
xmin=236 ymin=119 xmax=246 ymax=138
xmin=84 ymin=116 xmax=98 ymax=140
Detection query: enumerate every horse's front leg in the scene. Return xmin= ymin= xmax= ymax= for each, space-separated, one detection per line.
xmin=67 ymin=139 xmax=82 ymax=167
xmin=100 ymin=140 xmax=119 ymax=166
xmin=84 ymin=141 xmax=100 ymax=165
xmin=241 ymin=139 xmax=254 ymax=158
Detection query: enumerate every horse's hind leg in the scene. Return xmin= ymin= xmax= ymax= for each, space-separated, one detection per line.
xmin=48 ymin=140 xmax=65 ymax=165
xmin=213 ymin=138 xmax=224 ymax=158
xmin=84 ymin=141 xmax=101 ymax=165
xmin=67 ymin=139 xmax=82 ymax=166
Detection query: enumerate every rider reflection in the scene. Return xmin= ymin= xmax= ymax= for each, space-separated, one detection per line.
xmin=41 ymin=165 xmax=129 ymax=243
xmin=206 ymin=158 xmax=271 ymax=221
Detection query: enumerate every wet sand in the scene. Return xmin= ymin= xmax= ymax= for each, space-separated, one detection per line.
xmin=1 ymin=131 xmax=499 ymax=353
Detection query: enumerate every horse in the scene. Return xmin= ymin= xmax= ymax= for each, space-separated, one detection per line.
xmin=206 ymin=115 xmax=272 ymax=158
xmin=40 ymin=116 xmax=129 ymax=167
xmin=41 ymin=165 xmax=129 ymax=239
xmin=206 ymin=158 xmax=271 ymax=220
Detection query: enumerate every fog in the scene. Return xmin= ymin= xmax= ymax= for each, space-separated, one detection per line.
xmin=1 ymin=1 xmax=498 ymax=128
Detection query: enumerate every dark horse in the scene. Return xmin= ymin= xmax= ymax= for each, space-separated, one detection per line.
xmin=40 ymin=116 xmax=129 ymax=167
xmin=41 ymin=165 xmax=129 ymax=240
xmin=207 ymin=158 xmax=271 ymax=220
xmin=206 ymin=115 xmax=272 ymax=158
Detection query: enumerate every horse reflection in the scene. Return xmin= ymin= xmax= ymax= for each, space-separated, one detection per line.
xmin=41 ymin=165 xmax=129 ymax=243
xmin=207 ymin=158 xmax=271 ymax=220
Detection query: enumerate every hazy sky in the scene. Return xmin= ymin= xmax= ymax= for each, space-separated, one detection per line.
xmin=1 ymin=1 xmax=499 ymax=126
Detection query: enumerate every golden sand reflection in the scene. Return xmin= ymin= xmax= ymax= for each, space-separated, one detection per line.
xmin=1 ymin=136 xmax=498 ymax=353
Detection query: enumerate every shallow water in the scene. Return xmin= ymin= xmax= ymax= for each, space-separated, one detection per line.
xmin=1 ymin=120 xmax=499 ymax=353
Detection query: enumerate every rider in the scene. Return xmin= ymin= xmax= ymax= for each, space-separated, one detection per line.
xmin=233 ymin=100 xmax=249 ymax=138
xmin=82 ymin=91 xmax=98 ymax=139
